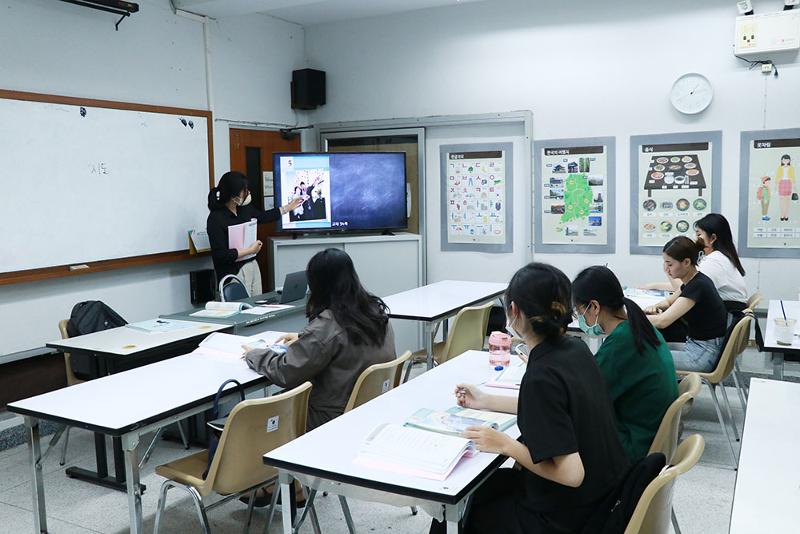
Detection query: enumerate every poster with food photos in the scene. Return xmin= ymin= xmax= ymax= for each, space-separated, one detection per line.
xmin=536 ymin=142 xmax=611 ymax=249
xmin=630 ymin=132 xmax=721 ymax=254
xmin=441 ymin=144 xmax=513 ymax=252
xmin=738 ymin=129 xmax=800 ymax=258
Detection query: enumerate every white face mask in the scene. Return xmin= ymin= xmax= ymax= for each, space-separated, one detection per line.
xmin=506 ymin=314 xmax=521 ymax=340
xmin=239 ymin=193 xmax=252 ymax=206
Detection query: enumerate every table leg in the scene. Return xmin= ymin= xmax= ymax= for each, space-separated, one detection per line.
xmin=424 ymin=322 xmax=435 ymax=370
xmin=445 ymin=503 xmax=459 ymax=534
xmin=26 ymin=417 xmax=48 ymax=534
xmin=442 ymin=319 xmax=449 ymax=343
xmin=279 ymin=472 xmax=293 ymax=534
xmin=122 ymin=434 xmax=144 ymax=534
xmin=772 ymin=352 xmax=785 ymax=380
xmin=113 ymin=437 xmax=125 ymax=483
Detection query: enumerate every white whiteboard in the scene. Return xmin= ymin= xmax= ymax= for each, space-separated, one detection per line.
xmin=0 ymin=95 xmax=211 ymax=273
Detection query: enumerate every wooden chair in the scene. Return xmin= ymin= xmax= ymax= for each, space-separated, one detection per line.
xmin=675 ymin=311 xmax=753 ymax=467
xmin=647 ymin=373 xmax=701 ymax=534
xmin=624 ymin=435 xmax=705 ymax=534
xmin=153 ymin=382 xmax=313 ymax=534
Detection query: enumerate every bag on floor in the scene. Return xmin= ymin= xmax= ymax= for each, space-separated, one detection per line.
xmin=66 ymin=300 xmax=127 ymax=337
xmin=203 ymin=379 xmax=246 ymax=478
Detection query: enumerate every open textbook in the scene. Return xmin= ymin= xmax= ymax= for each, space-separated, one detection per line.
xmin=190 ymin=301 xmax=252 ymax=318
xmin=192 ymin=331 xmax=284 ymax=359
xmin=354 ymin=423 xmax=476 ymax=481
xmin=405 ymin=407 xmax=517 ymax=437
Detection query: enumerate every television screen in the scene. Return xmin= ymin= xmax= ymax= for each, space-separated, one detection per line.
xmin=273 ymin=152 xmax=408 ymax=232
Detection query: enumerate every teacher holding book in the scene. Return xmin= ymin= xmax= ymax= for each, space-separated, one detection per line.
xmin=206 ymin=171 xmax=301 ymax=295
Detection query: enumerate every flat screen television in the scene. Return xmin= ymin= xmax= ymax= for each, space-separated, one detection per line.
xmin=273 ymin=152 xmax=408 ymax=233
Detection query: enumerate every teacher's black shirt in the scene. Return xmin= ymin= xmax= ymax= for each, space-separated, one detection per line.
xmin=206 ymin=204 xmax=281 ymax=281
xmin=517 ymin=335 xmax=629 ymax=531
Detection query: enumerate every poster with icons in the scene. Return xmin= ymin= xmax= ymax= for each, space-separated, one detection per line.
xmin=738 ymin=128 xmax=800 ymax=258
xmin=533 ymin=137 xmax=615 ymax=253
xmin=630 ymin=131 xmax=722 ymax=255
xmin=439 ymin=143 xmax=514 ymax=253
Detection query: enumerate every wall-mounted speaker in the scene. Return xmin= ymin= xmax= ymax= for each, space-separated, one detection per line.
xmin=291 ymin=69 xmax=326 ymax=110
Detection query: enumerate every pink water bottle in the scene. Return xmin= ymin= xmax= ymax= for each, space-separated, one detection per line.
xmin=488 ymin=331 xmax=512 ymax=366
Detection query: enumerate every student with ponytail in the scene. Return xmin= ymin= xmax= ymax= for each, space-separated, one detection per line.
xmin=572 ymin=266 xmax=677 ymax=462
xmin=206 ymin=171 xmax=301 ymax=295
xmin=431 ymin=263 xmax=628 ymax=534
xmin=645 ymin=236 xmax=728 ymax=372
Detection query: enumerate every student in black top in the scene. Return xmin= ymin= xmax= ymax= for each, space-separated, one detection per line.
xmin=430 ymin=263 xmax=629 ymax=534
xmin=206 ymin=171 xmax=301 ymax=295
xmin=644 ymin=236 xmax=728 ymax=372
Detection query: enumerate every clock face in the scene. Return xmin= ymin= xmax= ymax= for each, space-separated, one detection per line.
xmin=670 ymin=73 xmax=713 ymax=115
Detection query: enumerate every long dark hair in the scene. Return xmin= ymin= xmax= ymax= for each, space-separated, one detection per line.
xmin=305 ymin=248 xmax=389 ymax=346
xmin=663 ymin=236 xmax=704 ymax=265
xmin=504 ymin=263 xmax=572 ymax=341
xmin=572 ymin=266 xmax=660 ymax=354
xmin=208 ymin=171 xmax=248 ymax=211
xmin=694 ymin=213 xmax=746 ymax=276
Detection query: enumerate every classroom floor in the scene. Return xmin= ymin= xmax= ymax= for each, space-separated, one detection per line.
xmin=0 ymin=348 xmax=793 ymax=534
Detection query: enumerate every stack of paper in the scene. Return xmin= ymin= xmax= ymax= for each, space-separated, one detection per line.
xmin=354 ymin=423 xmax=475 ymax=481
xmin=485 ymin=364 xmax=526 ymax=390
xmin=192 ymin=331 xmax=285 ymax=359
xmin=228 ymin=218 xmax=258 ymax=261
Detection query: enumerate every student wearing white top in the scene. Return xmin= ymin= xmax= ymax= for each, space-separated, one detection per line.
xmin=646 ymin=214 xmax=748 ymax=307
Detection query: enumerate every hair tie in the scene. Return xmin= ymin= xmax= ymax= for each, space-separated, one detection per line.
xmin=550 ymin=301 xmax=566 ymax=316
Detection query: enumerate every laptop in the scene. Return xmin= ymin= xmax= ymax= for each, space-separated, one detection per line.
xmin=278 ymin=271 xmax=308 ymax=304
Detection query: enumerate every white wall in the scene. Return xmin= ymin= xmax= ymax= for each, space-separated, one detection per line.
xmin=0 ymin=0 xmax=305 ymax=356
xmin=305 ymin=0 xmax=800 ymax=298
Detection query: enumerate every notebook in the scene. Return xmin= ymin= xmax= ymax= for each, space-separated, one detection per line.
xmin=227 ymin=219 xmax=258 ymax=261
xmin=190 ymin=301 xmax=250 ymax=318
xmin=353 ymin=423 xmax=475 ymax=481
xmin=192 ymin=331 xmax=284 ymax=359
xmin=485 ymin=363 xmax=526 ymax=390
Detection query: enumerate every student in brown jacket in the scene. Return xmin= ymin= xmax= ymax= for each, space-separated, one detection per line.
xmin=245 ymin=248 xmax=396 ymax=430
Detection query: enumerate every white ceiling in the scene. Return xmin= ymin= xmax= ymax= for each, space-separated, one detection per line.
xmin=173 ymin=0 xmax=490 ymax=26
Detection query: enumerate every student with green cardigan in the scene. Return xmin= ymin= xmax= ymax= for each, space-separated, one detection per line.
xmin=572 ymin=266 xmax=678 ymax=461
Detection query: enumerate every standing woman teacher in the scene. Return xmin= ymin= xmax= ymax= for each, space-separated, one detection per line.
xmin=207 ymin=171 xmax=301 ymax=295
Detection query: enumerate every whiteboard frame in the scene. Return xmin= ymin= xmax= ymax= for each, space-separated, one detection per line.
xmin=0 ymin=89 xmax=214 ymax=285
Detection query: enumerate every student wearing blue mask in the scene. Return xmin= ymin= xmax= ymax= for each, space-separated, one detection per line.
xmin=572 ymin=266 xmax=678 ymax=462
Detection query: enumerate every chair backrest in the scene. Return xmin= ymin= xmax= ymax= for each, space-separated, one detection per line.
xmin=344 ymin=351 xmax=413 ymax=412
xmin=205 ymin=381 xmax=312 ymax=495
xmin=706 ymin=311 xmax=753 ymax=384
xmin=648 ymin=373 xmax=701 ymax=461
xmin=746 ymin=292 xmax=762 ymax=310
xmin=218 ymin=274 xmax=249 ymax=302
xmin=58 ymin=319 xmax=82 ymax=387
xmin=439 ymin=303 xmax=493 ymax=364
xmin=624 ymin=434 xmax=705 ymax=534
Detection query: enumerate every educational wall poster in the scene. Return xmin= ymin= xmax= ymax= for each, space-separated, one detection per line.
xmin=629 ymin=131 xmax=722 ymax=255
xmin=439 ymin=143 xmax=514 ymax=253
xmin=738 ymin=128 xmax=800 ymax=258
xmin=533 ymin=137 xmax=615 ymax=253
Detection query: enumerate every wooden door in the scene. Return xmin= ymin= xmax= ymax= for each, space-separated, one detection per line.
xmin=229 ymin=128 xmax=301 ymax=291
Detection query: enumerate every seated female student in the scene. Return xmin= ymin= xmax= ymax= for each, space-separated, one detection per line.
xmin=572 ymin=266 xmax=677 ymax=462
xmin=430 ymin=263 xmax=628 ymax=534
xmin=646 ymin=213 xmax=747 ymax=310
xmin=245 ymin=248 xmax=396 ymax=430
xmin=645 ymin=237 xmax=728 ymax=372
xmin=206 ymin=171 xmax=302 ymax=295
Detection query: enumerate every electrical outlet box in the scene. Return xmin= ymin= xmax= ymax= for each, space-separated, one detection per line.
xmin=735 ymin=11 xmax=800 ymax=55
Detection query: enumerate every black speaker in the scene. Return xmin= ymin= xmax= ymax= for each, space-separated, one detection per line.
xmin=190 ymin=269 xmax=216 ymax=306
xmin=291 ymin=68 xmax=326 ymax=110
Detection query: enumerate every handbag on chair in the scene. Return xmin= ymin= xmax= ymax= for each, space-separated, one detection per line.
xmin=202 ymin=379 xmax=246 ymax=478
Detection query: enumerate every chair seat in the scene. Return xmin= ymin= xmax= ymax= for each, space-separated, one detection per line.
xmin=412 ymin=341 xmax=446 ymax=365
xmin=155 ymin=450 xmax=212 ymax=496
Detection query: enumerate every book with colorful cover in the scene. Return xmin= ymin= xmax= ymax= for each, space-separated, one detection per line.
xmin=405 ymin=406 xmax=517 ymax=437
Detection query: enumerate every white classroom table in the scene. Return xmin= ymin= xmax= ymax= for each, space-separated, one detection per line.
xmin=728 ymin=378 xmax=800 ymax=533
xmin=44 ymin=319 xmax=230 ymax=490
xmin=263 ymin=349 xmax=521 ymax=534
xmin=762 ymin=300 xmax=800 ymax=380
xmin=8 ymin=335 xmax=282 ymax=534
xmin=383 ymin=280 xmax=507 ymax=369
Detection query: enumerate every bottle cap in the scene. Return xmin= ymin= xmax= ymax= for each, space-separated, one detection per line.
xmin=494 ymin=365 xmax=505 ymax=371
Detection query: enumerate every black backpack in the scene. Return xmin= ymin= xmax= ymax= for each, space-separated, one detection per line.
xmin=66 ymin=301 xmax=128 ymax=337
xmin=581 ymin=453 xmax=667 ymax=534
